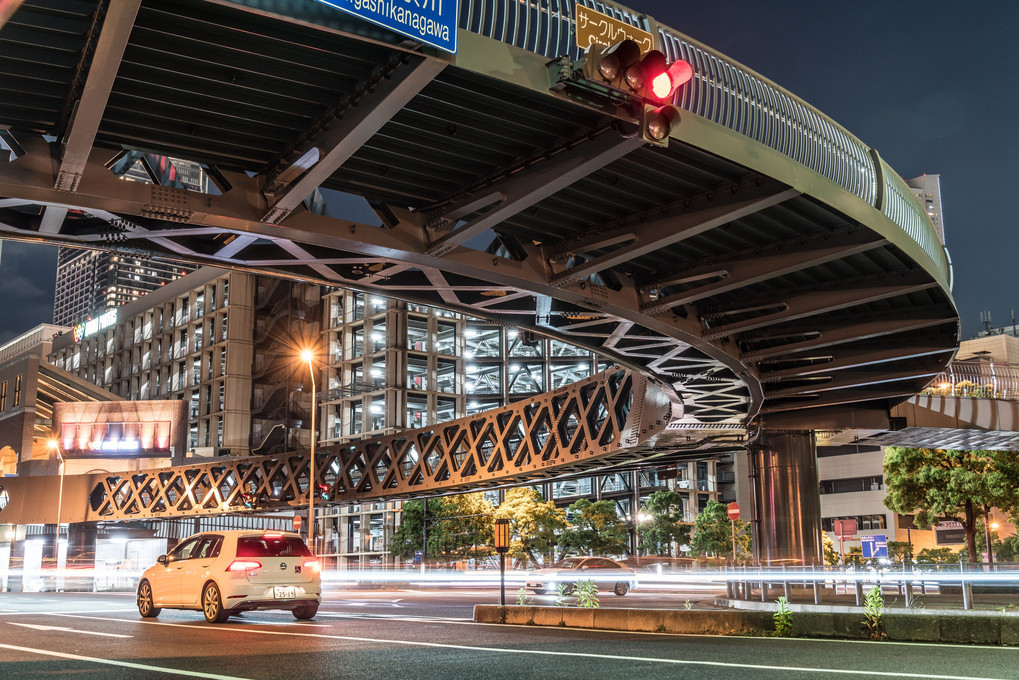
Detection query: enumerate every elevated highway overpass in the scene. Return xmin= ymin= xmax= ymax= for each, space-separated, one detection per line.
xmin=0 ymin=0 xmax=958 ymax=562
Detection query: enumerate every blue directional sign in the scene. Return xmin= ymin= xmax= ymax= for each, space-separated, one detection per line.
xmin=861 ymin=534 xmax=888 ymax=559
xmin=313 ymin=0 xmax=458 ymax=54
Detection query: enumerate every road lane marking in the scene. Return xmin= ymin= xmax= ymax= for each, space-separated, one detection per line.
xmin=43 ymin=613 xmax=1012 ymax=679
xmin=0 ymin=643 xmax=251 ymax=679
xmin=10 ymin=622 xmax=132 ymax=638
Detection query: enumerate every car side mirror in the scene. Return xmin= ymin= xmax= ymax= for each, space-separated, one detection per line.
xmin=157 ymin=554 xmax=168 ymax=565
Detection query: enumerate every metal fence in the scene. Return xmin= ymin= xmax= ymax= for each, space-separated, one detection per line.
xmin=457 ymin=0 xmax=950 ymax=286
xmin=923 ymin=360 xmax=1019 ymax=400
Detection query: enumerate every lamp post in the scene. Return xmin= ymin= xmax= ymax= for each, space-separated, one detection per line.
xmin=301 ymin=349 xmax=317 ymax=552
xmin=48 ymin=439 xmax=64 ymax=540
xmin=494 ymin=518 xmax=510 ymax=607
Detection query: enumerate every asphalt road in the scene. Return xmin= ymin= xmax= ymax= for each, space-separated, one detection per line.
xmin=0 ymin=590 xmax=1016 ymax=679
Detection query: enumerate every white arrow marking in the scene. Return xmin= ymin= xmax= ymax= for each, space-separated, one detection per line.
xmin=10 ymin=622 xmax=133 ymax=638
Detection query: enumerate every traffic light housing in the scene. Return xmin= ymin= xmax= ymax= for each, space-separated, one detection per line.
xmin=551 ymin=39 xmax=693 ymax=147
xmin=317 ymin=483 xmax=331 ymax=501
xmin=240 ymin=492 xmax=256 ymax=509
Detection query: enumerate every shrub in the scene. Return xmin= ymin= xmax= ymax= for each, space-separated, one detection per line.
xmin=772 ymin=596 xmax=794 ymax=637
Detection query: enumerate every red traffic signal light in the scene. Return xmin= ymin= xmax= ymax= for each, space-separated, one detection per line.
xmin=582 ymin=39 xmax=692 ymax=104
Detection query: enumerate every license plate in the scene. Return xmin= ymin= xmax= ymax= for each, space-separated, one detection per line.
xmin=273 ymin=586 xmax=296 ymax=599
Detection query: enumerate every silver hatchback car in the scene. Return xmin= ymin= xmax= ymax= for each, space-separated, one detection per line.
xmin=136 ymin=530 xmax=322 ymax=623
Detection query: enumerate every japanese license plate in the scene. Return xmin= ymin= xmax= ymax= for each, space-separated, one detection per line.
xmin=273 ymin=586 xmax=296 ymax=599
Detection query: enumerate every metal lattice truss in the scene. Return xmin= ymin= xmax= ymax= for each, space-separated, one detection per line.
xmin=83 ymin=368 xmax=737 ymax=521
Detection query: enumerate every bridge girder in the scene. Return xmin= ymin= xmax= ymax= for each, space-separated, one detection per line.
xmin=0 ymin=0 xmax=959 ymax=454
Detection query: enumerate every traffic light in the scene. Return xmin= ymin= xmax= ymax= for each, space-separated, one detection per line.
xmin=581 ymin=40 xmax=692 ymax=104
xmin=575 ymin=40 xmax=691 ymax=146
xmin=316 ymin=483 xmax=331 ymax=501
xmin=241 ymin=492 xmax=255 ymax=509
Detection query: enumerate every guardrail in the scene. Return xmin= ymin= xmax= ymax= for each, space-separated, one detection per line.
xmin=923 ymin=359 xmax=1019 ymax=400
xmin=456 ymin=1 xmax=949 ymax=285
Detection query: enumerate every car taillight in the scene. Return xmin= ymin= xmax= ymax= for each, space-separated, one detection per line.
xmin=263 ymin=532 xmax=283 ymax=538
xmin=226 ymin=560 xmax=262 ymax=572
xmin=303 ymin=560 xmax=321 ymax=573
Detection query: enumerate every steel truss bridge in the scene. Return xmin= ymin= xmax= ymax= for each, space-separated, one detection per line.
xmin=0 ymin=0 xmax=957 ymax=523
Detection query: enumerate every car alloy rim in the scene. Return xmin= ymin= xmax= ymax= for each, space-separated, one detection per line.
xmin=204 ymin=586 xmax=219 ymax=618
xmin=139 ymin=583 xmax=151 ymax=612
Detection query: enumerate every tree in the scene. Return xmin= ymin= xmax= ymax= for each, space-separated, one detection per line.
xmin=822 ymin=531 xmax=839 ymax=565
xmin=690 ymin=499 xmax=750 ymax=560
xmin=425 ymin=493 xmax=495 ymax=561
xmin=493 ymin=487 xmax=568 ymax=567
xmin=389 ymin=494 xmax=494 ymax=562
xmin=883 ymin=447 xmax=1019 ymax=563
xmin=637 ymin=490 xmax=691 ymax=557
xmin=558 ymin=498 xmax=629 ymax=556
xmin=887 ymin=541 xmax=913 ymax=563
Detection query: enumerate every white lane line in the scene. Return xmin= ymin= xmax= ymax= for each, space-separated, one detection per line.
xmin=10 ymin=622 xmax=132 ymax=638
xmin=44 ymin=613 xmax=1009 ymax=680
xmin=0 ymin=643 xmax=251 ymax=680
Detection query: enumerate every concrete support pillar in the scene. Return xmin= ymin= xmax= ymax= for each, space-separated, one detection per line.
xmin=749 ymin=430 xmax=822 ymax=565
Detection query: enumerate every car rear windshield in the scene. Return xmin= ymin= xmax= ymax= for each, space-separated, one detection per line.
xmin=236 ymin=535 xmax=312 ymax=558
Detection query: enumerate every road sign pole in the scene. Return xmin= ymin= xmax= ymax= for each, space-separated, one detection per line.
xmin=731 ymin=519 xmax=736 ymax=562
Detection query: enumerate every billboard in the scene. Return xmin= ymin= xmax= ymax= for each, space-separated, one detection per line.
xmin=53 ymin=401 xmax=187 ymax=458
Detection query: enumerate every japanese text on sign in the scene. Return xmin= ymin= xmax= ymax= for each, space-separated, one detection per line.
xmin=575 ymin=4 xmax=653 ymax=52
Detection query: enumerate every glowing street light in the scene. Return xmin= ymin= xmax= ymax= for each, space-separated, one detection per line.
xmin=301 ymin=349 xmax=317 ymax=552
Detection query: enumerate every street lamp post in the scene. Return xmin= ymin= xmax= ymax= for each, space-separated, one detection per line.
xmin=494 ymin=518 xmax=510 ymax=607
xmin=301 ymin=349 xmax=316 ymax=552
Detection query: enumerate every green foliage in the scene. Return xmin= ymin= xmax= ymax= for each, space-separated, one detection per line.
xmin=494 ymin=487 xmax=569 ymax=567
xmin=690 ymin=499 xmax=751 ymax=559
xmin=558 ymin=498 xmax=629 ymax=556
xmin=887 ymin=541 xmax=913 ymax=563
xmin=772 ymin=596 xmax=794 ymax=637
xmin=389 ymin=494 xmax=494 ymax=561
xmin=843 ymin=546 xmax=864 ymax=566
xmin=574 ymin=579 xmax=600 ymax=608
xmin=883 ymin=447 xmax=1019 ymax=563
xmin=915 ymin=547 xmax=957 ymax=564
xmin=637 ymin=490 xmax=692 ymax=557
xmin=822 ymin=531 xmax=839 ymax=565
xmin=515 ymin=587 xmax=531 ymax=606
xmin=996 ymin=534 xmax=1019 ymax=562
xmin=863 ymin=587 xmax=886 ymax=640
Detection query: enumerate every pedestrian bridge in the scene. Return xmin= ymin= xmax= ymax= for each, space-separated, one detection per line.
xmin=0 ymin=1 xmax=957 ymax=542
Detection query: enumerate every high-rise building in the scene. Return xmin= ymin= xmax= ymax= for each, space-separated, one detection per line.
xmin=906 ymin=174 xmax=945 ymax=246
xmin=52 ymin=155 xmax=207 ymax=326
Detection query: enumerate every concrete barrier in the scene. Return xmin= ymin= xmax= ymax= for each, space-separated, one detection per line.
xmin=474 ymin=605 xmax=1018 ymax=644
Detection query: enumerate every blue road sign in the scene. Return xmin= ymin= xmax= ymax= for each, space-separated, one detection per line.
xmin=861 ymin=534 xmax=888 ymax=559
xmin=413 ymin=550 xmax=423 ymax=564
xmin=313 ymin=0 xmax=458 ymax=54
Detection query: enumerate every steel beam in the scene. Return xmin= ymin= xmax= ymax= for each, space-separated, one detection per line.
xmin=55 ymin=0 xmax=141 ymax=192
xmin=641 ymin=229 xmax=887 ymax=315
xmin=262 ymin=56 xmax=446 ymax=224
xmin=548 ymin=183 xmax=799 ymax=287
xmin=425 ymin=130 xmax=644 ymax=257
xmin=703 ymin=277 xmax=940 ymax=340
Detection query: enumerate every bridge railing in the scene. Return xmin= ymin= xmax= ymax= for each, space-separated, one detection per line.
xmin=922 ymin=359 xmax=1019 ymax=400
xmin=457 ymin=1 xmax=949 ymax=284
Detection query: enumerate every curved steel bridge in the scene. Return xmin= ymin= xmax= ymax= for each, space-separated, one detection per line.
xmin=0 ymin=1 xmax=958 ymax=521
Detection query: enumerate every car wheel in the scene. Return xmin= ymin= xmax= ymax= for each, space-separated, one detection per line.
xmin=293 ymin=603 xmax=319 ymax=620
xmin=137 ymin=580 xmax=161 ymax=618
xmin=613 ymin=582 xmax=630 ymax=596
xmin=202 ymin=582 xmax=230 ymax=623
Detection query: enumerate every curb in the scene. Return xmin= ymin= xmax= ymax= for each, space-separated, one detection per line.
xmin=474 ymin=604 xmax=1019 ymax=644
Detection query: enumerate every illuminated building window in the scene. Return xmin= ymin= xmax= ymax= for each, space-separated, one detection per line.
xmin=13 ymin=375 xmax=21 ymax=407
xmin=0 ymin=380 xmax=6 ymax=410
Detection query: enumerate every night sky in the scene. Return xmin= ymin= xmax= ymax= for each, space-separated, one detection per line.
xmin=1 ymin=0 xmax=1015 ymax=343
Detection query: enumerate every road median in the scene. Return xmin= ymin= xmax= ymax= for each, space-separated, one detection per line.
xmin=474 ymin=604 xmax=1019 ymax=644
